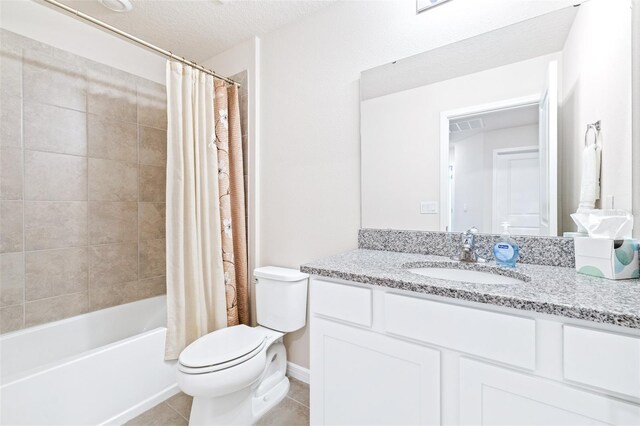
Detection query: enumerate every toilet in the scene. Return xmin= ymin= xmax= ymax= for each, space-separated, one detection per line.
xmin=176 ymin=266 xmax=309 ymax=425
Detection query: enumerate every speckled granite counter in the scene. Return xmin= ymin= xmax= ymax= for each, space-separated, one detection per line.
xmin=300 ymin=249 xmax=640 ymax=329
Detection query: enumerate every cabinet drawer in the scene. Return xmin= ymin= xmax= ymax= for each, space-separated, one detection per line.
xmin=564 ymin=325 xmax=640 ymax=398
xmin=384 ymin=293 xmax=535 ymax=369
xmin=311 ymin=280 xmax=372 ymax=327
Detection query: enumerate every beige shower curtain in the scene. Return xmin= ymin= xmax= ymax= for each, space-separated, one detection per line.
xmin=214 ymin=80 xmax=250 ymax=326
xmin=165 ymin=62 xmax=249 ymax=360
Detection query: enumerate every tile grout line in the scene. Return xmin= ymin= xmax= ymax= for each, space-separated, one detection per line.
xmin=163 ymin=401 xmax=189 ymax=423
xmin=285 ymin=395 xmax=310 ymax=410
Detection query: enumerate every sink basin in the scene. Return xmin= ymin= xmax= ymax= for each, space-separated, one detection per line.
xmin=408 ymin=267 xmax=525 ymax=285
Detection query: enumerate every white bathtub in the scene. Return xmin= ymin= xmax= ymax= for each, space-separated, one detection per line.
xmin=0 ymin=296 xmax=178 ymax=426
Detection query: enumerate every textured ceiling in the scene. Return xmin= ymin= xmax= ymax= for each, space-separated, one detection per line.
xmin=47 ymin=0 xmax=335 ymax=61
xmin=450 ymin=105 xmax=539 ymax=143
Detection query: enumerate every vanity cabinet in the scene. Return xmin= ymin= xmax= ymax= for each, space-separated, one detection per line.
xmin=311 ymin=317 xmax=440 ymax=425
xmin=309 ymin=278 xmax=640 ymax=425
xmin=459 ymin=358 xmax=640 ymax=425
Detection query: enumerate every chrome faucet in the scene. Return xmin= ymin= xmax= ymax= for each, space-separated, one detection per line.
xmin=452 ymin=227 xmax=486 ymax=263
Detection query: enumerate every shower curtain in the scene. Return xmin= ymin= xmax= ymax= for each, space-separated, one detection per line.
xmin=165 ymin=62 xmax=249 ymax=360
xmin=214 ymin=80 xmax=250 ymax=327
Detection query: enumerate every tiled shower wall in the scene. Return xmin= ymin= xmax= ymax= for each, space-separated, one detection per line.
xmin=0 ymin=30 xmax=167 ymax=333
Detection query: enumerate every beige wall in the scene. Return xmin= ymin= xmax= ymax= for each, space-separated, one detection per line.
xmin=561 ymin=0 xmax=633 ymax=232
xmin=361 ymin=54 xmax=557 ymax=232
xmin=0 ymin=29 xmax=167 ymax=333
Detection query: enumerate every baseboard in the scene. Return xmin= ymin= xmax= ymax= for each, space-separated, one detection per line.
xmin=286 ymin=361 xmax=310 ymax=384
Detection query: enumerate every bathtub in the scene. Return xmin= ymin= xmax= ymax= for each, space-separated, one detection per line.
xmin=0 ymin=296 xmax=178 ymax=425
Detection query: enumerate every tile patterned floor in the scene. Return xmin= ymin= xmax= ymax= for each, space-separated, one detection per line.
xmin=126 ymin=377 xmax=309 ymax=426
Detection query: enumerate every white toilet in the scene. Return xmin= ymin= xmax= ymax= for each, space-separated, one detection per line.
xmin=176 ymin=266 xmax=309 ymax=425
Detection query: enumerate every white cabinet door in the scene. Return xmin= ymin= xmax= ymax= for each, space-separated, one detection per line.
xmin=459 ymin=358 xmax=640 ymax=426
xmin=310 ymin=318 xmax=440 ymax=426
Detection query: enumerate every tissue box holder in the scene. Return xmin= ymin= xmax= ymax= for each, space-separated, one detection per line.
xmin=574 ymin=238 xmax=639 ymax=280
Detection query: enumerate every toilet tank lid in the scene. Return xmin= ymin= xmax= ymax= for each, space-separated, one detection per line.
xmin=254 ymin=266 xmax=309 ymax=282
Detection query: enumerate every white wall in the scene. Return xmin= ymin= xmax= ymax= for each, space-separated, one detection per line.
xmin=561 ymin=0 xmax=632 ymax=231
xmin=257 ymin=0 xmax=576 ymax=369
xmin=362 ymin=53 xmax=557 ymax=232
xmin=452 ymin=133 xmax=485 ymax=232
xmin=0 ymin=0 xmax=165 ymax=83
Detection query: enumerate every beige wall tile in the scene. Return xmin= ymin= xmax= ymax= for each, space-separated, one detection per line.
xmin=0 ymin=31 xmax=170 ymax=330
xmin=0 ymin=304 xmax=24 ymax=333
xmin=25 ymin=247 xmax=88 ymax=301
xmin=88 ymin=114 xmax=137 ymax=163
xmin=139 ymin=238 xmax=165 ymax=279
xmin=87 ymin=68 xmax=137 ymax=123
xmin=89 ymin=242 xmax=137 ymax=286
xmin=0 ymin=201 xmax=23 ymax=253
xmin=139 ymin=165 xmax=166 ymax=202
xmin=23 ymin=102 xmax=87 ymax=156
xmin=1 ymin=252 xmax=24 ymax=307
xmin=0 ymin=46 xmax=22 ymax=99
xmin=25 ymin=151 xmax=87 ymax=201
xmin=23 ymin=50 xmax=86 ymax=112
xmin=89 ymin=201 xmax=137 ymax=244
xmin=90 ymin=280 xmax=138 ymax=310
xmin=0 ymin=95 xmax=22 ymax=148
xmin=139 ymin=202 xmax=165 ymax=241
xmin=138 ymin=275 xmax=166 ymax=299
xmin=24 ymin=291 xmax=89 ymax=327
xmin=137 ymin=80 xmax=167 ymax=130
xmin=89 ymin=158 xmax=137 ymax=201
xmin=242 ymin=135 xmax=249 ymax=172
xmin=1 ymin=147 xmax=23 ymax=200
xmin=139 ymin=126 xmax=167 ymax=166
xmin=24 ymin=201 xmax=87 ymax=250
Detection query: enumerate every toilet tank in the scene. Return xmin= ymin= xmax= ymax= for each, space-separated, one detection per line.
xmin=254 ymin=266 xmax=309 ymax=332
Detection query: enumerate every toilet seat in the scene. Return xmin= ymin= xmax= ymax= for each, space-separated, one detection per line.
xmin=178 ymin=325 xmax=266 ymax=374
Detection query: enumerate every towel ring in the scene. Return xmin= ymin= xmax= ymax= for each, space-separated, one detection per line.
xmin=584 ymin=120 xmax=601 ymax=146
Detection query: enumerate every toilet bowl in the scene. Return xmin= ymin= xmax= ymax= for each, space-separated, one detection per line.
xmin=176 ymin=267 xmax=309 ymax=425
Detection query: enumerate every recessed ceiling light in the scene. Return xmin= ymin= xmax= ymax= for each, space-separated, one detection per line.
xmin=99 ymin=0 xmax=133 ymax=12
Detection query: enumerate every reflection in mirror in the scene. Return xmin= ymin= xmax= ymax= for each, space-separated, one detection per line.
xmin=360 ymin=0 xmax=633 ymax=237
xmin=448 ymin=102 xmax=543 ymax=235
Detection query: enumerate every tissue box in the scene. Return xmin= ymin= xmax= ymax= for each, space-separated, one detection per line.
xmin=574 ymin=238 xmax=640 ymax=280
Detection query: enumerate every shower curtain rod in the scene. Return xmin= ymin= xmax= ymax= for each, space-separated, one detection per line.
xmin=39 ymin=0 xmax=240 ymax=86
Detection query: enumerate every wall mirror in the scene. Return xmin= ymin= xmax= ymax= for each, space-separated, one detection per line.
xmin=360 ymin=0 xmax=633 ymax=236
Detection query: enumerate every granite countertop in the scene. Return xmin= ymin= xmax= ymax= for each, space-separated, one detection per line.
xmin=300 ymin=249 xmax=640 ymax=329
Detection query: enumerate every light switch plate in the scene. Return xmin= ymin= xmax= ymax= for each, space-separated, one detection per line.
xmin=420 ymin=201 xmax=438 ymax=214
